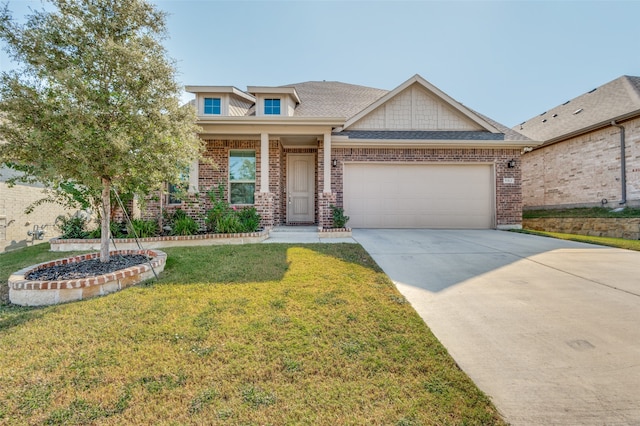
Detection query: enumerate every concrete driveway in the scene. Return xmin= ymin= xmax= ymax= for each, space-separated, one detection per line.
xmin=353 ymin=229 xmax=640 ymax=425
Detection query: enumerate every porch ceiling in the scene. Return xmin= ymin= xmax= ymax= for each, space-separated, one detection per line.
xmin=280 ymin=135 xmax=318 ymax=147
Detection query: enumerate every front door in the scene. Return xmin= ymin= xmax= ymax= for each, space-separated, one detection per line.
xmin=286 ymin=153 xmax=315 ymax=223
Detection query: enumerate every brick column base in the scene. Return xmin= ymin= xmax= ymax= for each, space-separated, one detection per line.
xmin=318 ymin=192 xmax=337 ymax=229
xmin=254 ymin=192 xmax=276 ymax=230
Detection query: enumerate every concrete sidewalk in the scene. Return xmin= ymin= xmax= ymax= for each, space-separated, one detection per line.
xmin=263 ymin=226 xmax=356 ymax=244
xmin=353 ymin=229 xmax=640 ymax=425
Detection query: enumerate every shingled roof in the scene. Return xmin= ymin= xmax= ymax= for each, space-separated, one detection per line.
xmin=280 ymin=81 xmax=388 ymax=118
xmin=515 ymin=75 xmax=640 ymax=143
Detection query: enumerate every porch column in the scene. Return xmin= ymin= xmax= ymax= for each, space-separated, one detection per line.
xmin=256 ymin=132 xmax=274 ymax=229
xmin=323 ymin=131 xmax=331 ymax=194
xmin=260 ymin=132 xmax=269 ymax=192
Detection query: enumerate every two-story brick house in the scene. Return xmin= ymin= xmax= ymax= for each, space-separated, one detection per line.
xmin=165 ymin=74 xmax=534 ymax=230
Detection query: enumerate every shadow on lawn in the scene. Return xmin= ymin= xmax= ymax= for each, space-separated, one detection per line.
xmin=0 ymin=306 xmax=45 ymax=332
xmin=0 ymin=242 xmax=382 ymax=331
xmin=151 ymin=243 xmax=381 ymax=285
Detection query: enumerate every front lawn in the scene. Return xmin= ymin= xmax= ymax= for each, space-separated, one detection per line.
xmin=0 ymin=243 xmax=504 ymax=425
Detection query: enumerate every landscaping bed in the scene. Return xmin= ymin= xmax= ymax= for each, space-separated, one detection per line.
xmin=50 ymin=229 xmax=270 ymax=251
xmin=523 ymin=207 xmax=640 ymax=240
xmin=8 ymin=249 xmax=166 ymax=307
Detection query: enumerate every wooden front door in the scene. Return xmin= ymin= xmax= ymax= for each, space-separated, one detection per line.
xmin=286 ymin=154 xmax=315 ymax=223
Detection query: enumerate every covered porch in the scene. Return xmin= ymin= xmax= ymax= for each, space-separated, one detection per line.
xmin=196 ymin=119 xmax=342 ymax=229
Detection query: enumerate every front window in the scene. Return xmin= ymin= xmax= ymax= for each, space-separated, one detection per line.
xmin=168 ymin=167 xmax=189 ymax=204
xmin=204 ymin=97 xmax=221 ymax=114
xmin=264 ymin=98 xmax=281 ymax=115
xmin=229 ymin=151 xmax=256 ymax=204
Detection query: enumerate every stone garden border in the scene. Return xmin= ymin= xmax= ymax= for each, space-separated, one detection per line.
xmin=49 ymin=227 xmax=352 ymax=251
xmin=50 ymin=229 xmax=270 ymax=251
xmin=8 ymin=249 xmax=166 ymax=306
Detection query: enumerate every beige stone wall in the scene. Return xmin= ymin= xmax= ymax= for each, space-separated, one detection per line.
xmin=523 ymin=217 xmax=640 ymax=240
xmin=0 ymin=182 xmax=76 ymax=253
xmin=522 ymin=116 xmax=640 ymax=208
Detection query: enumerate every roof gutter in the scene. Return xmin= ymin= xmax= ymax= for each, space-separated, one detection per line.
xmin=611 ymin=121 xmax=627 ymax=205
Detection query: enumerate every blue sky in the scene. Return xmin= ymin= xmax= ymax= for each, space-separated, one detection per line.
xmin=2 ymin=0 xmax=640 ymax=127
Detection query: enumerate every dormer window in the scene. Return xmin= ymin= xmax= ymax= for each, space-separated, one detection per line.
xmin=264 ymin=99 xmax=281 ymax=115
xmin=204 ymin=97 xmax=221 ymax=115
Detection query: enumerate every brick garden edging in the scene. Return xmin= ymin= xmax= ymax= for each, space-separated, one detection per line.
xmin=318 ymin=228 xmax=352 ymax=238
xmin=8 ymin=249 xmax=166 ymax=306
xmin=50 ymin=229 xmax=270 ymax=252
xmin=523 ymin=218 xmax=640 ymax=240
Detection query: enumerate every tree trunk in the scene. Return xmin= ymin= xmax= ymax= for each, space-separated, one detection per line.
xmin=100 ymin=177 xmax=111 ymax=263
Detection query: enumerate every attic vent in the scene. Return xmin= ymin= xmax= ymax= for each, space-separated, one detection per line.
xmin=552 ymin=113 xmax=558 ymax=118
xmin=573 ymin=108 xmax=583 ymax=115
xmin=540 ymin=111 xmax=547 ymax=116
xmin=587 ymin=88 xmax=597 ymax=93
xmin=562 ymin=100 xmax=570 ymax=105
xmin=542 ymin=119 xmax=547 ymax=123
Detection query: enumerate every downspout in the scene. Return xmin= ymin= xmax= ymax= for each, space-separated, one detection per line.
xmin=610 ymin=121 xmax=627 ymax=205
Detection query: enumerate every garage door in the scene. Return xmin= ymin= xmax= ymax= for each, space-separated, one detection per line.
xmin=343 ymin=163 xmax=494 ymax=228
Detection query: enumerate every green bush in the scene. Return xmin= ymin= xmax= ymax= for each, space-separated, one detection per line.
xmin=163 ymin=209 xmax=199 ymax=236
xmin=171 ymin=215 xmax=199 ymax=236
xmin=86 ymin=221 xmax=127 ymax=239
xmin=330 ymin=205 xmax=349 ymax=228
xmin=204 ymin=184 xmax=262 ymax=233
xmin=55 ymin=215 xmax=89 ymax=239
xmin=215 ymin=212 xmax=241 ymax=234
xmin=127 ymin=219 xmax=159 ymax=238
xmin=236 ymin=207 xmax=261 ymax=232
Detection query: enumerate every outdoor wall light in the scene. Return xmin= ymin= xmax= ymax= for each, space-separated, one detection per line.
xmin=332 ymin=159 xmax=337 ymax=167
xmin=507 ymin=159 xmax=516 ymax=168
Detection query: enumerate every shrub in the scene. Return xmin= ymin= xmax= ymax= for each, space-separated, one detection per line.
xmin=127 ymin=219 xmax=159 ymax=238
xmin=236 ymin=207 xmax=261 ymax=233
xmin=55 ymin=215 xmax=89 ymax=239
xmin=163 ymin=209 xmax=200 ymax=236
xmin=86 ymin=221 xmax=127 ymax=239
xmin=172 ymin=215 xmax=199 ymax=236
xmin=205 ymin=184 xmax=228 ymax=233
xmin=330 ymin=205 xmax=349 ymax=228
xmin=205 ymin=184 xmax=262 ymax=233
xmin=215 ymin=212 xmax=241 ymax=234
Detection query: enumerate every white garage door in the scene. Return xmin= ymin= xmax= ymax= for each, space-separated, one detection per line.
xmin=344 ymin=163 xmax=494 ymax=229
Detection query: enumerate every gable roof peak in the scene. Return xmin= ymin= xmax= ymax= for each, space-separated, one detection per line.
xmin=343 ymin=74 xmax=501 ymax=133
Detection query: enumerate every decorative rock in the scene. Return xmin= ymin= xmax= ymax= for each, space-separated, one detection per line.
xmin=8 ymin=249 xmax=166 ymax=306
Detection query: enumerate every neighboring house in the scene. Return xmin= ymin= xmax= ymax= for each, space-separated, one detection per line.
xmin=516 ymin=75 xmax=640 ymax=210
xmin=153 ymin=74 xmax=534 ymax=230
xmin=0 ymin=166 xmax=74 ymax=252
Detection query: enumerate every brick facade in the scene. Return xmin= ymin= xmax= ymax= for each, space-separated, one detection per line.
xmin=145 ymin=140 xmax=523 ymax=229
xmin=522 ymin=116 xmax=640 ymax=209
xmin=332 ymin=147 xmax=523 ymax=227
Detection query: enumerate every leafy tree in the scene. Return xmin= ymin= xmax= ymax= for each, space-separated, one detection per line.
xmin=0 ymin=0 xmax=201 ymax=261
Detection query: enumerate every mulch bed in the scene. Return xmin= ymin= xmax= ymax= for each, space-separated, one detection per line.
xmin=26 ymin=254 xmax=150 ymax=281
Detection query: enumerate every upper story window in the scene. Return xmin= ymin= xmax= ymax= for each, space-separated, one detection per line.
xmin=264 ymin=99 xmax=281 ymax=115
xmin=204 ymin=97 xmax=221 ymax=115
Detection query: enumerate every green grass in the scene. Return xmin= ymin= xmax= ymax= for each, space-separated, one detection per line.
xmin=516 ymin=229 xmax=640 ymax=251
xmin=523 ymin=206 xmax=640 ymax=219
xmin=0 ymin=243 xmax=504 ymax=425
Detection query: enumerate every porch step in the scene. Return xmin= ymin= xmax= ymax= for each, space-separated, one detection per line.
xmin=264 ymin=226 xmax=355 ymax=244
xmin=270 ymin=225 xmax=318 ymax=233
